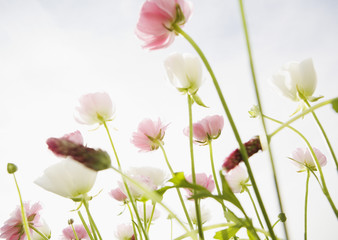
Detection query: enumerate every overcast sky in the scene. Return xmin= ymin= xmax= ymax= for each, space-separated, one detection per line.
xmin=0 ymin=0 xmax=337 ymax=239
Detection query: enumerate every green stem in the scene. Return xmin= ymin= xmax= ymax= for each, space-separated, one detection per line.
xmin=158 ymin=143 xmax=194 ymax=230
xmin=103 ymin=121 xmax=149 ymax=240
xmin=146 ymin=203 xmax=156 ymax=233
xmin=174 ymin=24 xmax=275 ymax=240
xmin=244 ymin=186 xmax=265 ymax=234
xmin=304 ymin=170 xmax=310 ymax=240
xmin=127 ymin=203 xmax=140 ymax=240
xmin=143 ymin=202 xmax=147 ymax=233
xmin=82 ymin=196 xmax=101 ymax=240
xmin=29 ymin=225 xmax=49 ymax=240
xmin=70 ymin=223 xmax=80 ymax=240
xmin=269 ymin=98 xmax=335 ymax=138
xmin=187 ymin=94 xmax=204 ymax=240
xmin=78 ymin=211 xmax=95 ymax=240
xmin=303 ymin=99 xmax=338 ymax=171
xmin=264 ymin=114 xmax=338 ymax=217
xmin=12 ymin=174 xmax=32 ymax=240
xmin=238 ymin=0 xmax=288 ymax=238
xmin=272 ymin=219 xmax=281 ymax=229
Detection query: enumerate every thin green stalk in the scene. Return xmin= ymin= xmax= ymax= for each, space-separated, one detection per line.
xmin=143 ymin=202 xmax=147 ymax=233
xmin=272 ymin=219 xmax=281 ymax=229
xmin=244 ymin=186 xmax=265 ymax=234
xmin=303 ymin=99 xmax=338 ymax=171
xmin=127 ymin=203 xmax=140 ymax=240
xmin=29 ymin=225 xmax=49 ymax=240
xmin=304 ymin=170 xmax=310 ymax=240
xmin=82 ymin=196 xmax=101 ymax=240
xmin=238 ymin=0 xmax=288 ymax=238
xmin=265 ymin=114 xmax=338 ymax=217
xmin=102 ymin=121 xmax=149 ymax=240
xmin=78 ymin=211 xmax=95 ymax=240
xmin=269 ymin=98 xmax=335 ymax=138
xmin=174 ymin=24 xmax=275 ymax=240
xmin=187 ymin=94 xmax=204 ymax=239
xmin=70 ymin=223 xmax=80 ymax=240
xmin=158 ymin=143 xmax=194 ymax=230
xmin=12 ymin=174 xmax=32 ymax=240
xmin=146 ymin=203 xmax=156 ymax=233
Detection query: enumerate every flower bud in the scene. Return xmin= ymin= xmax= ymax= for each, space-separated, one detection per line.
xmin=7 ymin=163 xmax=18 ymax=174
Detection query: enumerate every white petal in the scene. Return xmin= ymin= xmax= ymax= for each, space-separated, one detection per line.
xmin=298 ymin=58 xmax=317 ymax=96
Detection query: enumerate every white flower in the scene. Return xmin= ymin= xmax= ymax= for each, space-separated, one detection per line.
xmin=137 ymin=204 xmax=160 ymax=223
xmin=75 ymin=92 xmax=115 ymax=125
xmin=164 ymin=52 xmax=203 ymax=95
xmin=271 ymin=58 xmax=320 ymax=106
xmin=291 ymin=147 xmax=327 ymax=172
xmin=224 ymin=165 xmax=249 ymax=193
xmin=34 ymin=159 xmax=97 ymax=200
xmin=32 ymin=220 xmax=51 ymax=240
xmin=114 ymin=223 xmax=134 ymax=240
xmin=188 ymin=204 xmax=211 ymax=225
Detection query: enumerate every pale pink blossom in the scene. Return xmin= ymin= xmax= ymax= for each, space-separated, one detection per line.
xmin=224 ymin=165 xmax=249 ymax=193
xmin=131 ymin=118 xmax=168 ymax=152
xmin=114 ymin=223 xmax=135 ymax=240
xmin=61 ymin=131 xmax=84 ymax=145
xmin=184 ymin=115 xmax=224 ymax=145
xmin=0 ymin=202 xmax=42 ymax=240
xmin=185 ymin=173 xmax=215 ymax=197
xmin=291 ymin=147 xmax=327 ymax=172
xmin=136 ymin=0 xmax=192 ymax=50
xmin=110 ymin=187 xmax=127 ymax=202
xmin=62 ymin=224 xmax=89 ymax=240
xmin=75 ymin=92 xmax=115 ymax=126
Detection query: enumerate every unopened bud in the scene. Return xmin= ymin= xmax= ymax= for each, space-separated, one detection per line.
xmin=278 ymin=213 xmax=287 ymax=222
xmin=7 ymin=163 xmax=18 ymax=174
xmin=68 ymin=219 xmax=74 ymax=225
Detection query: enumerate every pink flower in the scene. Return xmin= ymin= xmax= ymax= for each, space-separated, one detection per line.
xmin=291 ymin=147 xmax=327 ymax=172
xmin=136 ymin=0 xmax=193 ymax=50
xmin=75 ymin=92 xmax=115 ymax=126
xmin=62 ymin=224 xmax=89 ymax=240
xmin=131 ymin=118 xmax=168 ymax=152
xmin=0 ymin=202 xmax=42 ymax=240
xmin=184 ymin=115 xmax=224 ymax=145
xmin=110 ymin=187 xmax=127 ymax=202
xmin=114 ymin=224 xmax=135 ymax=240
xmin=185 ymin=173 xmax=215 ymax=198
xmin=61 ymin=131 xmax=84 ymax=145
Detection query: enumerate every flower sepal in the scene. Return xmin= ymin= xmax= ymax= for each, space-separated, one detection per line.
xmin=191 ymin=93 xmax=208 ymax=108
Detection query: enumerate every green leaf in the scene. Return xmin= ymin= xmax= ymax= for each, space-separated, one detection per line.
xmin=219 ymin=171 xmax=242 ymax=209
xmin=213 ymin=227 xmax=241 ymax=240
xmin=332 ymin=97 xmax=338 ymax=113
xmin=191 ymin=93 xmax=208 ymax=108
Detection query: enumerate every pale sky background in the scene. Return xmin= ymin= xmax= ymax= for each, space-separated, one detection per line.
xmin=0 ymin=0 xmax=337 ymax=239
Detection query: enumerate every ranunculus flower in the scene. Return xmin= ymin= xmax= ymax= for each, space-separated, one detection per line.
xmin=185 ymin=173 xmax=215 ymax=198
xmin=110 ymin=187 xmax=127 ymax=202
xmin=62 ymin=224 xmax=89 ymax=240
xmin=224 ymin=165 xmax=249 ymax=193
xmin=164 ymin=52 xmax=203 ymax=95
xmin=136 ymin=0 xmax=192 ymax=50
xmin=34 ymin=159 xmax=97 ymax=200
xmin=131 ymin=118 xmax=168 ymax=152
xmin=290 ymin=147 xmax=327 ymax=172
xmin=184 ymin=115 xmax=224 ymax=145
xmin=114 ymin=223 xmax=135 ymax=240
xmin=0 ymin=202 xmax=42 ymax=240
xmin=271 ymin=58 xmax=321 ymax=112
xmin=75 ymin=92 xmax=115 ymax=126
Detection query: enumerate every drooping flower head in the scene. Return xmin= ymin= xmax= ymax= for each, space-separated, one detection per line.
xmin=110 ymin=187 xmax=127 ymax=202
xmin=271 ymin=58 xmax=322 ymax=113
xmin=131 ymin=118 xmax=168 ymax=152
xmin=184 ymin=115 xmax=224 ymax=145
xmin=224 ymin=165 xmax=249 ymax=193
xmin=185 ymin=173 xmax=215 ymax=198
xmin=136 ymin=0 xmax=193 ymax=50
xmin=114 ymin=223 xmax=135 ymax=240
xmin=62 ymin=224 xmax=90 ymax=240
xmin=290 ymin=147 xmax=327 ymax=172
xmin=164 ymin=52 xmax=203 ymax=96
xmin=75 ymin=92 xmax=115 ymax=126
xmin=0 ymin=202 xmax=42 ymax=240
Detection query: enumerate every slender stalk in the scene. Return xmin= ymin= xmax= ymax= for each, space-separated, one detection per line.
xmin=244 ymin=186 xmax=265 ymax=233
xmin=270 ymin=98 xmax=335 ymax=138
xmin=82 ymin=196 xmax=101 ymax=240
xmin=70 ymin=223 xmax=80 ymax=240
xmin=265 ymin=114 xmax=338 ymax=216
xmin=238 ymin=0 xmax=288 ymax=238
xmin=102 ymin=121 xmax=149 ymax=239
xmin=127 ymin=203 xmax=139 ymax=240
xmin=304 ymin=170 xmax=310 ymax=240
xmin=303 ymin=99 xmax=338 ymax=170
xmin=12 ymin=174 xmax=32 ymax=240
xmin=187 ymin=94 xmax=204 ymax=239
xmin=143 ymin=202 xmax=147 ymax=233
xmin=146 ymin=203 xmax=156 ymax=233
xmin=29 ymin=225 xmax=49 ymax=240
xmin=78 ymin=211 xmax=95 ymax=240
xmin=158 ymin=143 xmax=194 ymax=230
xmin=272 ymin=219 xmax=281 ymax=229
xmin=174 ymin=24 xmax=276 ymax=240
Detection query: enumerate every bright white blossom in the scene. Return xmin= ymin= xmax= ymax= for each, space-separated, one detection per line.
xmin=291 ymin=147 xmax=327 ymax=172
xmin=31 ymin=220 xmax=51 ymax=240
xmin=34 ymin=159 xmax=97 ymax=200
xmin=75 ymin=92 xmax=115 ymax=125
xmin=224 ymin=165 xmax=249 ymax=193
xmin=114 ymin=223 xmax=134 ymax=240
xmin=188 ymin=204 xmax=211 ymax=225
xmin=164 ymin=52 xmax=203 ymax=95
